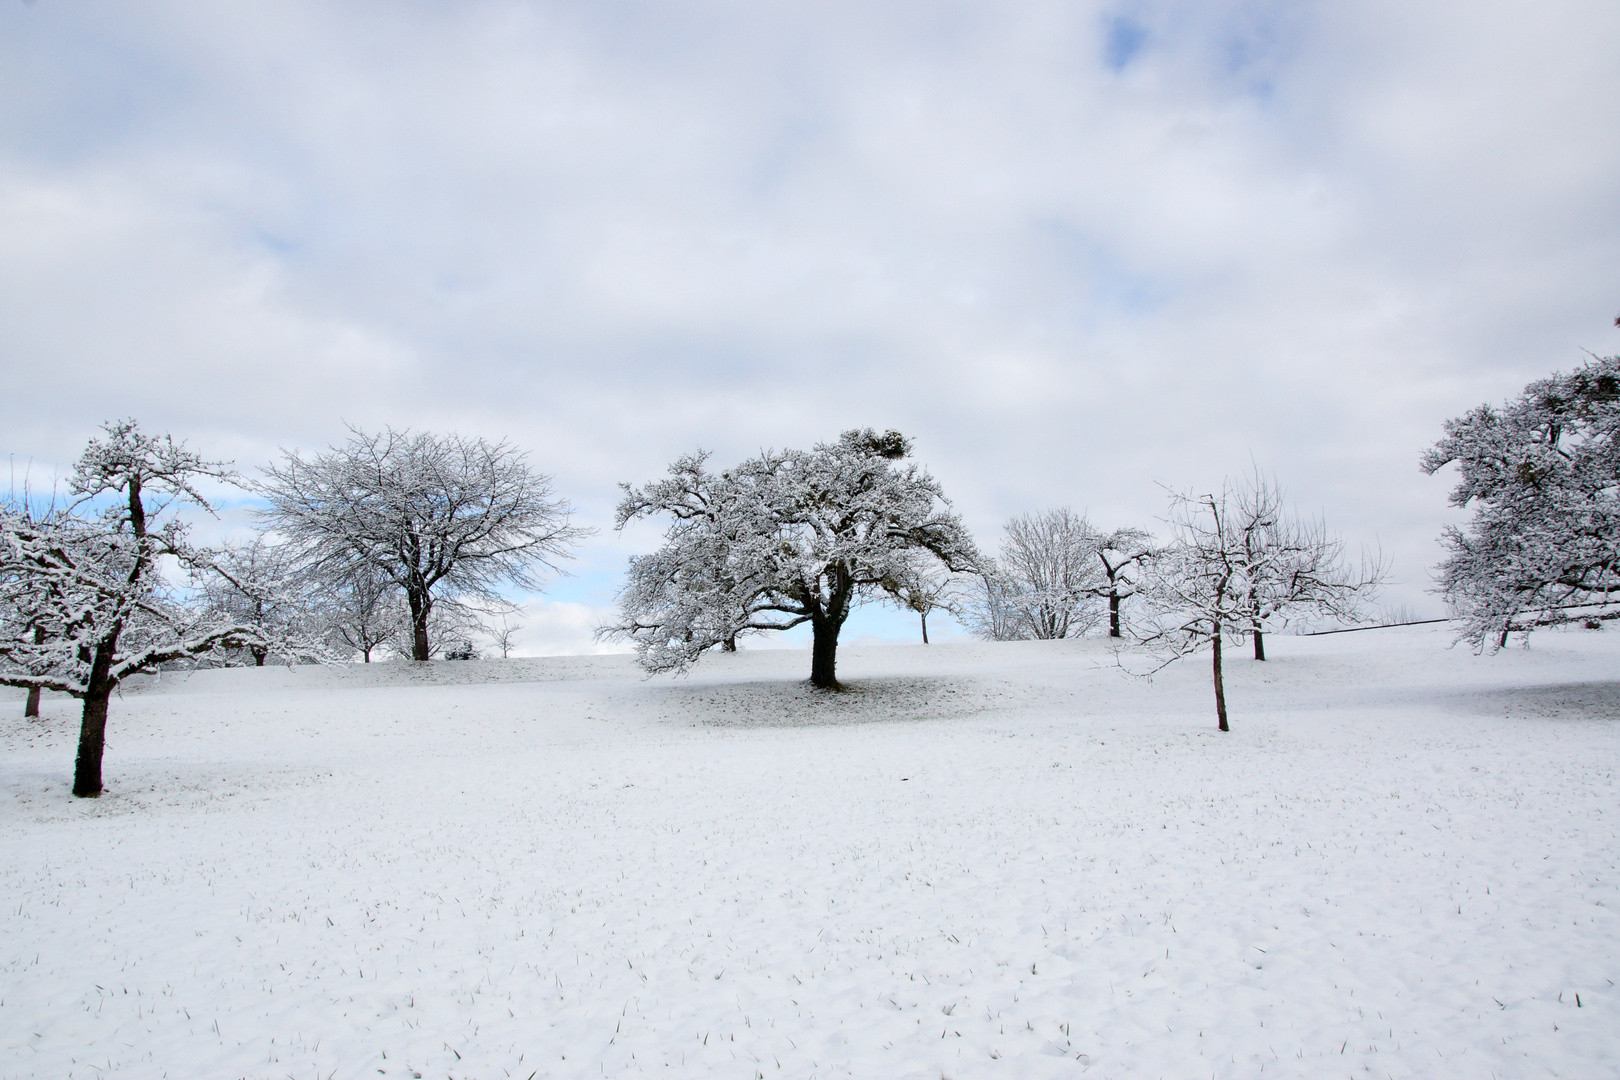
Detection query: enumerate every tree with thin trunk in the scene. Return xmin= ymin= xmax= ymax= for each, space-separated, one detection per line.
xmin=1130 ymin=485 xmax=1258 ymax=731
xmin=260 ymin=426 xmax=587 ymax=661
xmin=320 ymin=563 xmax=405 ymax=663
xmin=0 ymin=421 xmax=290 ymax=796
xmin=881 ymin=552 xmax=965 ymax=644
xmin=194 ymin=535 xmax=313 ymax=666
xmin=1228 ymin=471 xmax=1384 ymax=660
xmin=604 ymin=430 xmax=980 ymax=688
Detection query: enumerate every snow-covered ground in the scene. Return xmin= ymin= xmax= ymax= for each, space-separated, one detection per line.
xmin=2 ymin=624 xmax=1617 ymax=1079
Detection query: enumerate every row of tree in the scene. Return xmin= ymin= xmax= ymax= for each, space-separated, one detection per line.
xmin=0 ymin=422 xmax=585 ymax=795
xmin=600 ymin=432 xmax=1386 ymax=735
xmin=11 ymin=335 xmax=1613 ymax=797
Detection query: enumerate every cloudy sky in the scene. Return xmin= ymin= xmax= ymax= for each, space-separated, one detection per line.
xmin=4 ymin=0 xmax=1618 ymax=652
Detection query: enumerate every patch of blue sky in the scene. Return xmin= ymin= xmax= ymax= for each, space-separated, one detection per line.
xmin=1102 ymin=14 xmax=1149 ymax=73
xmin=1036 ymin=217 xmax=1169 ymax=320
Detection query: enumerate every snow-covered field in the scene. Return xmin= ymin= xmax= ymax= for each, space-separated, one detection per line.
xmin=2 ymin=624 xmax=1617 ymax=1079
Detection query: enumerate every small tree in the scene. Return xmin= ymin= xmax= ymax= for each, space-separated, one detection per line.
xmin=880 ymin=551 xmax=966 ymax=644
xmin=1132 ymin=485 xmax=1258 ymax=731
xmin=492 ymin=614 xmax=522 ymax=658
xmin=606 ymin=430 xmax=980 ymax=688
xmin=1422 ymin=354 xmax=1620 ymax=648
xmin=193 ymin=536 xmax=313 ymax=666
xmin=261 ymin=426 xmax=587 ymax=661
xmin=1229 ymin=471 xmax=1384 ymax=660
xmin=319 ymin=563 xmax=406 ymax=663
xmin=998 ymin=508 xmax=1106 ymax=639
xmin=0 ymin=421 xmax=291 ymax=796
xmin=1090 ymin=527 xmax=1155 ymax=638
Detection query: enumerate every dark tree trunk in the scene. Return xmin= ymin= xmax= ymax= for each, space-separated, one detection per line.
xmin=1212 ymin=625 xmax=1229 ymax=732
xmin=810 ymin=620 xmax=841 ymax=689
xmin=1498 ymin=625 xmax=1510 ymax=649
xmin=1109 ymin=590 xmax=1122 ymax=638
xmin=409 ymin=590 xmax=432 ymax=661
xmin=252 ymin=645 xmax=268 ymax=667
xmin=722 ymin=633 xmax=738 ymax=652
xmin=920 ymin=611 xmax=929 ymax=645
xmin=1252 ymin=628 xmax=1265 ymax=661
xmin=74 ymin=644 xmax=118 ymax=796
xmin=73 ymin=690 xmax=111 ymax=796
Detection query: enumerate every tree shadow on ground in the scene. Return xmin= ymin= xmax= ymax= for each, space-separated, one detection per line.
xmin=632 ymin=676 xmax=995 ymax=728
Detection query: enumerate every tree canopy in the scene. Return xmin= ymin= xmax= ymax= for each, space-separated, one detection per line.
xmin=607 ymin=429 xmax=980 ymax=688
xmin=1422 ymin=355 xmax=1620 ymax=647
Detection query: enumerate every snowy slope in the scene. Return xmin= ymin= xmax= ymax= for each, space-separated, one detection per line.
xmin=1 ymin=625 xmax=1617 ymax=1079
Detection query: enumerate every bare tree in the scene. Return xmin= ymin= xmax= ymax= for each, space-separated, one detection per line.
xmin=970 ymin=508 xmax=1103 ymax=639
xmin=605 ymin=430 xmax=980 ymax=688
xmin=492 ymin=613 xmax=523 ymax=658
xmin=260 ymin=426 xmax=588 ymax=661
xmin=1132 ymin=476 xmax=1380 ymax=729
xmin=320 ymin=563 xmax=405 ymax=663
xmin=0 ymin=421 xmax=299 ymax=796
xmin=881 ymin=551 xmax=966 ymax=644
xmin=1230 ymin=472 xmax=1384 ymax=660
xmin=1132 ymin=484 xmax=1259 ymax=732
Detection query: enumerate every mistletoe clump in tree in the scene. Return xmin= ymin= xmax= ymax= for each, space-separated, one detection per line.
xmin=605 ymin=429 xmax=980 ymax=689
xmin=260 ymin=426 xmax=587 ymax=662
xmin=1423 ymin=353 xmax=1620 ymax=647
xmin=0 ymin=421 xmax=298 ymax=797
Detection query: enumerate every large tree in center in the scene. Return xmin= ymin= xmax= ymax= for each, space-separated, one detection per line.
xmin=260 ymin=427 xmax=587 ymax=661
xmin=607 ymin=429 xmax=980 ymax=688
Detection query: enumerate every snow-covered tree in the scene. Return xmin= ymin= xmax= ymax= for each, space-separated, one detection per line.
xmin=193 ymin=535 xmax=314 ymax=666
xmin=1131 ymin=484 xmax=1261 ymax=732
xmin=260 ymin=426 xmax=587 ymax=661
xmin=605 ymin=430 xmax=980 ymax=688
xmin=318 ymin=563 xmax=406 ymax=663
xmin=1001 ymin=508 xmax=1105 ymax=639
xmin=1131 ymin=476 xmax=1380 ymax=729
xmin=879 ymin=550 xmax=966 ymax=644
xmin=1089 ymin=526 xmax=1155 ymax=638
xmin=1422 ymin=354 xmax=1620 ymax=648
xmin=0 ymin=421 xmax=290 ymax=796
xmin=1229 ymin=472 xmax=1384 ymax=660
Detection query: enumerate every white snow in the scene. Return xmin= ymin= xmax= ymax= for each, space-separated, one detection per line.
xmin=2 ymin=624 xmax=1617 ymax=1079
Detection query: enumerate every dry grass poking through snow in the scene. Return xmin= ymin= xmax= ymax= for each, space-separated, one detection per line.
xmin=0 ymin=625 xmax=1617 ymax=1079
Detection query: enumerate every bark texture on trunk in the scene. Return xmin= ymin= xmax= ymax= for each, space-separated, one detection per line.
xmin=74 ymin=689 xmax=111 ymax=797
xmin=74 ymin=645 xmax=117 ymax=796
xmin=1212 ymin=627 xmax=1229 ymax=732
xmin=1252 ymin=628 xmax=1266 ymax=661
xmin=24 ymin=687 xmax=41 ymax=718
xmin=409 ymin=592 xmax=432 ymax=661
xmin=810 ymin=620 xmax=841 ymax=689
xmin=1109 ymin=591 xmax=1122 ymax=638
xmin=920 ymin=612 xmax=929 ymax=645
